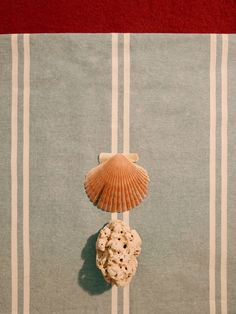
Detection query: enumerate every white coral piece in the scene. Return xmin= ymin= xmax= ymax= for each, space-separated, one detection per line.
xmin=96 ymin=220 xmax=142 ymax=287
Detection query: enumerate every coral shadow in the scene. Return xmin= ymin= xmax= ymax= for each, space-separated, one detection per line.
xmin=78 ymin=231 xmax=111 ymax=295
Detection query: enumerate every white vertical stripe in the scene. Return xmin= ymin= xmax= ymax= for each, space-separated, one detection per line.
xmin=123 ymin=33 xmax=130 ymax=155
xmin=111 ymin=285 xmax=118 ymax=314
xmin=123 ymin=33 xmax=130 ymax=228
xmin=11 ymin=34 xmax=18 ymax=314
xmin=111 ymin=33 xmax=118 ymax=222
xmin=123 ymin=33 xmax=130 ymax=314
xmin=111 ymin=33 xmax=118 ymax=314
xmin=209 ymin=34 xmax=217 ymax=314
xmin=23 ymin=34 xmax=30 ymax=314
xmin=112 ymin=33 xmax=118 ymax=155
xmin=123 ymin=286 xmax=129 ymax=314
xmin=221 ymin=34 xmax=228 ymax=314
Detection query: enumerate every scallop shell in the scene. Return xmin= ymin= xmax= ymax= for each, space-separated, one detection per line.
xmin=84 ymin=154 xmax=149 ymax=212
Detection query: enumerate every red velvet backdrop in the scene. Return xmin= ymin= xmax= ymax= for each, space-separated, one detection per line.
xmin=0 ymin=0 xmax=236 ymax=34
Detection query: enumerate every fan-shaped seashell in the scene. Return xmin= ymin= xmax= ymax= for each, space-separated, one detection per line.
xmin=84 ymin=153 xmax=149 ymax=212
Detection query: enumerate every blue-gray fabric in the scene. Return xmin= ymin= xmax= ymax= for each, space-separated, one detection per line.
xmin=0 ymin=34 xmax=235 ymax=314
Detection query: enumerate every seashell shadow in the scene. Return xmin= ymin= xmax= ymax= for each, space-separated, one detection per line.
xmin=78 ymin=231 xmax=111 ymax=295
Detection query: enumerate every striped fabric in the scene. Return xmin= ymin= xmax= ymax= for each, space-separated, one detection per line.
xmin=0 ymin=34 xmax=235 ymax=314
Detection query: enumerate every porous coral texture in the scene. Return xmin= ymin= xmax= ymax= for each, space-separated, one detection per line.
xmin=96 ymin=220 xmax=142 ymax=287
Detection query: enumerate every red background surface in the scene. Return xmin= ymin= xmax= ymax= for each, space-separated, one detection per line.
xmin=0 ymin=0 xmax=236 ymax=34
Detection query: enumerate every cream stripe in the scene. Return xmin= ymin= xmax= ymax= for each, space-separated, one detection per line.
xmin=221 ymin=34 xmax=228 ymax=314
xmin=111 ymin=33 xmax=118 ymax=314
xmin=209 ymin=34 xmax=217 ymax=314
xmin=111 ymin=33 xmax=118 ymax=223
xmin=123 ymin=33 xmax=130 ymax=228
xmin=123 ymin=286 xmax=129 ymax=314
xmin=23 ymin=34 xmax=30 ymax=314
xmin=123 ymin=33 xmax=130 ymax=155
xmin=111 ymin=286 xmax=118 ymax=314
xmin=11 ymin=34 xmax=18 ymax=314
xmin=112 ymin=33 xmax=118 ymax=155
xmin=123 ymin=33 xmax=130 ymax=314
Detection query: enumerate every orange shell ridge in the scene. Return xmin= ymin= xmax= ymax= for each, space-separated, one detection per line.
xmin=84 ymin=153 xmax=149 ymax=213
